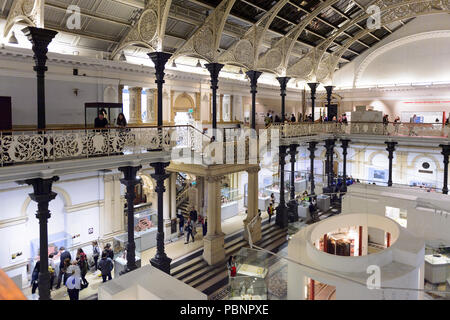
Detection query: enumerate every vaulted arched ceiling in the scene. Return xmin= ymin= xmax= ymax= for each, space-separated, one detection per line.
xmin=2 ymin=0 xmax=449 ymax=82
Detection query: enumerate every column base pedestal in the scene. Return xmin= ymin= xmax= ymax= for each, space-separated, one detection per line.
xmin=202 ymin=233 xmax=225 ymax=266
xmin=150 ymin=253 xmax=172 ymax=275
xmin=287 ymin=200 xmax=299 ymax=222
xmin=164 ymin=220 xmax=172 ymax=241
xmin=38 ymin=271 xmax=51 ymax=300
xmin=275 ymin=204 xmax=288 ymax=229
xmin=243 ymin=216 xmax=262 ymax=244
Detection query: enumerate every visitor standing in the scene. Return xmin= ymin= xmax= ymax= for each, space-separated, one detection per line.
xmin=176 ymin=211 xmax=185 ymax=235
xmin=76 ymin=248 xmax=89 ymax=288
xmin=66 ymin=269 xmax=81 ymax=301
xmin=31 ymin=259 xmax=40 ymax=294
xmin=92 ymin=241 xmax=100 ymax=270
xmin=94 ymin=111 xmax=108 ymax=128
xmin=56 ymin=247 xmax=71 ymax=289
xmin=98 ymin=252 xmax=113 ymax=283
xmin=184 ymin=218 xmax=195 ymax=244
xmin=202 ymin=217 xmax=207 ymax=236
xmin=116 ymin=113 xmax=127 ymax=127
xmin=267 ymin=203 xmax=274 ymax=224
xmin=48 ymin=254 xmax=56 ymax=290
xmin=227 ymin=256 xmax=237 ymax=279
xmin=104 ymin=243 xmax=114 ymax=260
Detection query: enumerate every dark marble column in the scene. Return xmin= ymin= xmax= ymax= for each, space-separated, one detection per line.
xmin=148 ymin=52 xmax=172 ymax=128
xmin=22 ymin=27 xmax=58 ymax=130
xmin=118 ymin=165 xmax=142 ymax=273
xmin=340 ymin=139 xmax=351 ymax=193
xmin=288 ymin=144 xmax=299 ymax=222
xmin=385 ymin=141 xmax=397 ymax=187
xmin=308 ymin=141 xmax=318 ymax=195
xmin=24 ymin=176 xmax=59 ymax=300
xmin=246 ymin=71 xmax=262 ymax=130
xmin=150 ymin=162 xmax=172 ymax=274
xmin=307 ymin=82 xmax=320 ymax=122
xmin=276 ymin=145 xmax=288 ymax=228
xmin=324 ymin=139 xmax=336 ymax=193
xmin=440 ymin=144 xmax=450 ymax=194
xmin=276 ymin=77 xmax=291 ymax=123
xmin=205 ymin=63 xmax=224 ymax=131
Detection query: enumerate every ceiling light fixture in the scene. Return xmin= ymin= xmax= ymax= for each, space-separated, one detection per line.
xmin=171 ymin=60 xmax=177 ymax=68
xmin=196 ymin=59 xmax=202 ymax=68
xmin=8 ymin=32 xmax=18 ymax=44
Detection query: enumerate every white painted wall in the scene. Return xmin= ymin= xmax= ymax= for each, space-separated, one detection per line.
xmin=333 ymin=14 xmax=450 ymax=88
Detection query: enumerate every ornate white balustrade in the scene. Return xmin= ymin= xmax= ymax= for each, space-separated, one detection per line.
xmin=278 ymin=122 xmax=450 ymax=140
xmin=0 ymin=127 xmax=178 ymax=166
xmin=1 ymin=123 xmax=448 ymax=168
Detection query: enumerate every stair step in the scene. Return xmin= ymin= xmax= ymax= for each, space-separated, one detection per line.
xmin=189 ymin=265 xmax=227 ymax=288
xmin=175 ymin=260 xmax=209 ymax=281
xmin=171 ymin=255 xmax=204 ymax=276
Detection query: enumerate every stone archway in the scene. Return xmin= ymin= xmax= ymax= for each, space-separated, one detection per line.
xmin=172 ymin=92 xmax=198 ymax=121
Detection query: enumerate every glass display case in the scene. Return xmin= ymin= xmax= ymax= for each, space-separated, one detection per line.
xmin=84 ymin=102 xmax=123 ymax=128
xmin=114 ymin=206 xmax=158 ymax=256
xmin=424 ymin=242 xmax=450 ymax=286
xmin=229 ymin=276 xmax=267 ymax=300
xmin=221 ymin=187 xmax=239 ymax=204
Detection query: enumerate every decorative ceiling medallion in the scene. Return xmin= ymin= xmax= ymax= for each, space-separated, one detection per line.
xmin=289 ymin=57 xmax=313 ymax=79
xmin=234 ymin=40 xmax=254 ymax=66
xmin=194 ymin=27 xmax=214 ymax=57
xmin=139 ymin=10 xmax=158 ymax=43
xmin=22 ymin=0 xmax=35 ymax=16
xmin=264 ymin=49 xmax=282 ymax=70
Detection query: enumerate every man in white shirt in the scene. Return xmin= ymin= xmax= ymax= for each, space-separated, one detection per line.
xmin=66 ymin=270 xmax=81 ymax=300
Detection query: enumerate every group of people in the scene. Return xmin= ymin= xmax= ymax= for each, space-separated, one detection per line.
xmin=30 ymin=241 xmax=115 ymax=300
xmin=264 ymin=110 xmax=351 ymax=127
xmin=176 ymin=206 xmax=208 ymax=244
xmin=94 ymin=109 xmax=128 ymax=129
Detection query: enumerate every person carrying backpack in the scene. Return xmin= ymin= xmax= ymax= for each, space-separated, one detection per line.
xmin=98 ymin=252 xmax=114 ymax=283
xmin=76 ymin=248 xmax=89 ymax=288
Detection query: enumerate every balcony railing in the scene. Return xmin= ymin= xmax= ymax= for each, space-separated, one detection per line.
xmin=0 ymin=125 xmax=212 ymax=167
xmin=275 ymin=122 xmax=450 ymax=139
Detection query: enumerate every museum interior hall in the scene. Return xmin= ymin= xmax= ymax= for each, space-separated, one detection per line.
xmin=0 ymin=0 xmax=449 ymax=301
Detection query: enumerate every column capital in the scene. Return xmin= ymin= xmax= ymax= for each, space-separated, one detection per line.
xmin=206 ymin=175 xmax=224 ymax=183
xmin=246 ymin=166 xmax=261 ymax=174
xmin=385 ymin=141 xmax=398 ymax=157
xmin=119 ymin=165 xmax=142 ymax=187
xmin=22 ymin=27 xmax=58 ymax=68
xmin=246 ymin=70 xmax=262 ymax=92
xmin=205 ymin=63 xmax=224 ymax=89
xmin=276 ymin=77 xmax=291 ymax=95
xmin=307 ymin=82 xmax=320 ymax=96
xmin=289 ymin=144 xmax=299 ymax=156
xmin=307 ymin=141 xmax=318 ymax=152
xmin=148 ymin=52 xmax=172 ymax=83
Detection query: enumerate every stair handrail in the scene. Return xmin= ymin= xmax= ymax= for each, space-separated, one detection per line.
xmin=246 ymin=213 xmax=260 ymax=249
xmin=176 ymin=185 xmax=191 ymax=206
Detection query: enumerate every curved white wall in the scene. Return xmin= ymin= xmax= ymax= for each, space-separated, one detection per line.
xmin=357 ymin=35 xmax=450 ymax=86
